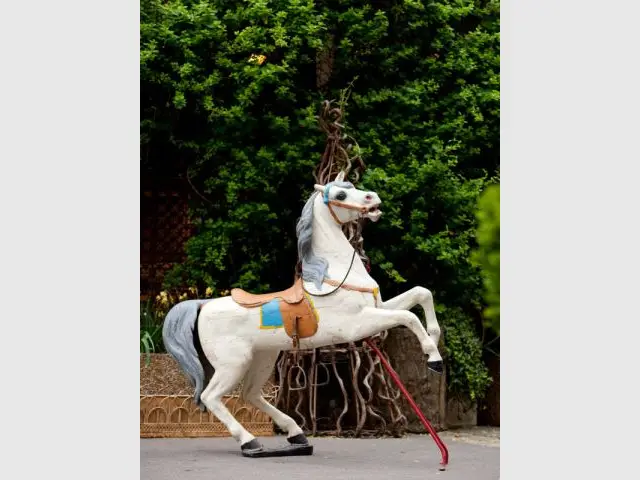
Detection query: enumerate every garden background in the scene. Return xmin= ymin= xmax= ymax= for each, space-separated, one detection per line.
xmin=140 ymin=0 xmax=500 ymax=416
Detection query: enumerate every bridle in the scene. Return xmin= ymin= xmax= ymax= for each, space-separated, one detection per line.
xmin=325 ymin=200 xmax=369 ymax=225
xmin=322 ymin=182 xmax=370 ymax=226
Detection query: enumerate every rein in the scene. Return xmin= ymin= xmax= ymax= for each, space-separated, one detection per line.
xmin=302 ymin=248 xmax=357 ymax=298
xmin=301 ymin=248 xmax=379 ymax=306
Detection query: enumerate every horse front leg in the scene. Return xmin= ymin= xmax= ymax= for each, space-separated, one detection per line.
xmin=348 ymin=307 xmax=443 ymax=373
xmin=378 ymin=287 xmax=441 ymax=345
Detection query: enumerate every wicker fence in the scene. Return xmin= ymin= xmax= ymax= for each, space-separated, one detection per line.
xmin=140 ymin=394 xmax=274 ymax=438
xmin=140 ymin=354 xmax=277 ymax=438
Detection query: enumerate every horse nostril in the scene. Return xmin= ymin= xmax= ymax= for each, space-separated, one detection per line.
xmin=364 ymin=194 xmax=373 ymax=202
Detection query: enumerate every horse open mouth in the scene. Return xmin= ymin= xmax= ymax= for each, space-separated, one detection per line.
xmin=365 ymin=204 xmax=382 ymax=222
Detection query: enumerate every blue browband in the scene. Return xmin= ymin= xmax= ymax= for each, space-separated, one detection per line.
xmin=322 ymin=181 xmax=354 ymax=204
xmin=322 ymin=182 xmax=335 ymax=204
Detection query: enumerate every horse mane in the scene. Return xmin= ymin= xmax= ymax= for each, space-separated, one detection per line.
xmin=296 ymin=182 xmax=354 ymax=289
xmin=296 ymin=191 xmax=328 ymax=289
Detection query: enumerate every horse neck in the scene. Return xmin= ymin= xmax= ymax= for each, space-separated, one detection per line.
xmin=311 ymin=196 xmax=375 ymax=285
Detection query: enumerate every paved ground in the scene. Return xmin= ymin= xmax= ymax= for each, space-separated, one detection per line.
xmin=141 ymin=428 xmax=499 ymax=480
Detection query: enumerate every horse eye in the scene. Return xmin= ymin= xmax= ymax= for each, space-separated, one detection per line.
xmin=335 ymin=191 xmax=347 ymax=201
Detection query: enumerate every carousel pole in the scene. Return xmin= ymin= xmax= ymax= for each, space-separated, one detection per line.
xmin=365 ymin=338 xmax=449 ymax=470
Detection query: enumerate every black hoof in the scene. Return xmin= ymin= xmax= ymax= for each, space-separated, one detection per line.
xmin=241 ymin=439 xmax=263 ymax=453
xmin=428 ymin=360 xmax=443 ymax=374
xmin=287 ymin=433 xmax=309 ymax=445
xmin=241 ymin=439 xmax=313 ymax=458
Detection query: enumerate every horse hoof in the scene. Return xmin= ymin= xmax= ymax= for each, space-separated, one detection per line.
xmin=427 ymin=360 xmax=443 ymax=374
xmin=241 ymin=438 xmax=314 ymax=458
xmin=288 ymin=433 xmax=310 ymax=445
xmin=241 ymin=439 xmax=263 ymax=453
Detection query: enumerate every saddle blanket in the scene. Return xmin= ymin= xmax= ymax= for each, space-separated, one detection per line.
xmin=259 ymin=295 xmax=319 ymax=339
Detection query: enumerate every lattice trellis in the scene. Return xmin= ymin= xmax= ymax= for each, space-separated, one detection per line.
xmin=141 ymin=186 xmax=193 ymax=294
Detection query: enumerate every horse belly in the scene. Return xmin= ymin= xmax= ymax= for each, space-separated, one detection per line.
xmin=297 ymin=290 xmax=376 ymax=349
xmin=197 ymin=296 xmax=297 ymax=351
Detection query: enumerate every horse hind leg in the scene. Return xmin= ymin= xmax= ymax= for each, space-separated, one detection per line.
xmin=241 ymin=351 xmax=309 ymax=445
xmin=193 ymin=317 xmax=215 ymax=410
xmin=198 ymin=339 xmax=257 ymax=449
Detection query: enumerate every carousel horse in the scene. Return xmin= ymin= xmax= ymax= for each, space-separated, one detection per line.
xmin=162 ymin=172 xmax=443 ymax=457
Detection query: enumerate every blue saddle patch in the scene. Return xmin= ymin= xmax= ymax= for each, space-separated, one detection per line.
xmin=260 ymin=299 xmax=284 ymax=329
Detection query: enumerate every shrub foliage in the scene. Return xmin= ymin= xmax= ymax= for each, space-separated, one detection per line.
xmin=141 ymin=0 xmax=499 ymax=400
xmin=473 ymin=183 xmax=500 ymax=335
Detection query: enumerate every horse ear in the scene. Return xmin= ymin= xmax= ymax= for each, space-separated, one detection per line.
xmin=314 ymin=184 xmax=325 ymax=193
xmin=335 ymin=171 xmax=346 ymax=182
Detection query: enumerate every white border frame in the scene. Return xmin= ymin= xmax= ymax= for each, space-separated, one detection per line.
xmin=0 ymin=1 xmax=140 ymax=479
xmin=502 ymin=1 xmax=640 ymax=479
xmin=0 ymin=1 xmax=639 ymax=479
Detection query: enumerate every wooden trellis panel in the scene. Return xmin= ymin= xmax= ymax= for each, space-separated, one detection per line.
xmin=140 ymin=183 xmax=193 ymax=295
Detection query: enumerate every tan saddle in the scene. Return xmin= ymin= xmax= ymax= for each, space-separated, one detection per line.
xmin=231 ymin=277 xmax=305 ymax=307
xmin=230 ymin=278 xmax=318 ymax=344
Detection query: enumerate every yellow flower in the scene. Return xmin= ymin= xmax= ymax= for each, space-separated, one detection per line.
xmin=189 ymin=287 xmax=197 ymax=295
xmin=160 ymin=291 xmax=168 ymax=298
xmin=179 ymin=293 xmax=188 ymax=301
xmin=205 ymin=287 xmax=213 ymax=297
xmin=220 ymin=289 xmax=230 ymax=296
xmin=248 ymin=54 xmax=266 ymax=65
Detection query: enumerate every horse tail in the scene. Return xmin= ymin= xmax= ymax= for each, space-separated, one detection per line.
xmin=162 ymin=299 xmax=214 ymax=410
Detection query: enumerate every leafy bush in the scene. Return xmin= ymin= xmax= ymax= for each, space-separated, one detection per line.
xmin=141 ymin=0 xmax=499 ymax=399
xmin=472 ymin=183 xmax=500 ymax=334
xmin=440 ymin=306 xmax=492 ymax=401
xmin=140 ymin=299 xmax=165 ymax=364
xmin=140 ymin=286 xmax=221 ymax=364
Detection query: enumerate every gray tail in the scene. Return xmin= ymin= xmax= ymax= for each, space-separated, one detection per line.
xmin=162 ymin=300 xmax=215 ymax=410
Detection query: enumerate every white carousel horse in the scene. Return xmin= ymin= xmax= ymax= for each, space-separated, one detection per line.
xmin=162 ymin=171 xmax=443 ymax=456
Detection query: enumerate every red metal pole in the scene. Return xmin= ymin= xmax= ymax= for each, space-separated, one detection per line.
xmin=365 ymin=338 xmax=449 ymax=470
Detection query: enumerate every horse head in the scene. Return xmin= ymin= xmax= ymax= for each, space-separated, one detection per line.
xmin=313 ymin=171 xmax=382 ymax=224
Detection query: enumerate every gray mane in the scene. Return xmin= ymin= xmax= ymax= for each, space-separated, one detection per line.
xmin=296 ymin=182 xmax=354 ymax=289
xmin=296 ymin=191 xmax=328 ymax=289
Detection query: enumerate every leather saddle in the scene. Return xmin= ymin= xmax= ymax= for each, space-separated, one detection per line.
xmin=231 ymin=278 xmax=318 ymax=343
xmin=231 ymin=277 xmax=305 ymax=308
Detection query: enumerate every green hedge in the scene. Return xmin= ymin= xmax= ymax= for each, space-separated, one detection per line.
xmin=473 ymin=183 xmax=500 ymax=335
xmin=141 ymin=0 xmax=499 ymax=400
